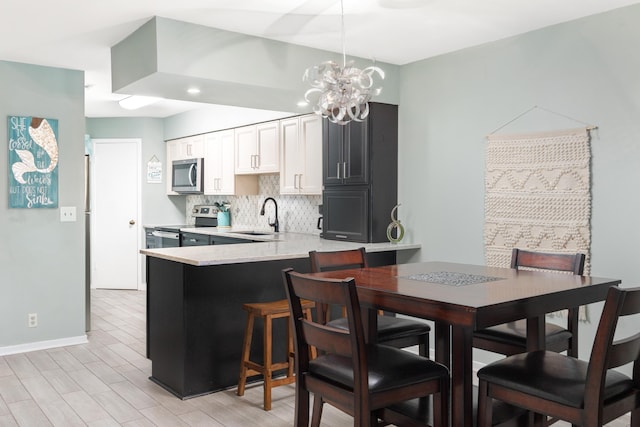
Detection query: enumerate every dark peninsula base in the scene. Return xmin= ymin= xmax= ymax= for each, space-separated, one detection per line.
xmin=146 ymin=251 xmax=396 ymax=399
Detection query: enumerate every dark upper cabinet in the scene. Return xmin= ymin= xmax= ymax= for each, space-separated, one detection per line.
xmin=322 ymin=103 xmax=398 ymax=243
xmin=322 ymin=117 xmax=368 ymax=185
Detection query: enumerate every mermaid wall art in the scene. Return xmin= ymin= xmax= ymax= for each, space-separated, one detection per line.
xmin=8 ymin=116 xmax=59 ymax=208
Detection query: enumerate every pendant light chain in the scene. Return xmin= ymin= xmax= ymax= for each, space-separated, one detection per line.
xmin=341 ymin=0 xmax=346 ymax=68
xmin=302 ymin=0 xmax=385 ymax=125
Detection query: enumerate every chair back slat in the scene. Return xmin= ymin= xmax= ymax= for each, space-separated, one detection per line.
xmin=607 ymin=336 xmax=640 ymax=369
xmin=286 ymin=271 xmax=354 ymax=308
xmin=586 ymin=286 xmax=640 ymax=408
xmin=282 ymin=268 xmax=367 ymax=371
xmin=301 ymin=320 xmax=352 ymax=357
xmin=309 ymin=247 xmax=368 ymax=272
xmin=620 ymin=288 xmax=640 ymax=315
xmin=599 ymin=286 xmax=640 ymax=371
xmin=309 ymin=248 xmax=368 ymax=320
xmin=511 ymin=248 xmax=585 ymax=275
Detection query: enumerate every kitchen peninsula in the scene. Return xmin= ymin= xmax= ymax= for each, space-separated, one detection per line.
xmin=141 ymin=232 xmax=420 ymax=399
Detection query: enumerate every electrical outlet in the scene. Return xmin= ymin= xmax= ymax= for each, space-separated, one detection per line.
xmin=28 ymin=313 xmax=38 ymax=328
xmin=60 ymin=206 xmax=77 ymax=222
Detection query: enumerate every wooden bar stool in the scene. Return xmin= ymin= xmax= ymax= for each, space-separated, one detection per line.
xmin=237 ymin=298 xmax=314 ymax=410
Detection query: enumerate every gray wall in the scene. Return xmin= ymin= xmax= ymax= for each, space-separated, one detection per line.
xmin=397 ymin=4 xmax=640 ymax=364
xmin=0 ymin=61 xmax=86 ymax=349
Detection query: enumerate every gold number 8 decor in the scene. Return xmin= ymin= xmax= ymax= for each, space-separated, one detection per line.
xmin=386 ymin=204 xmax=405 ymax=243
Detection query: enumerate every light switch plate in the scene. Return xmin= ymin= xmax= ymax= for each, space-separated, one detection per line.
xmin=60 ymin=206 xmax=77 ymax=222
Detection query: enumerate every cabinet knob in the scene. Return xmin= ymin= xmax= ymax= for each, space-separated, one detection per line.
xmin=129 ymin=220 xmax=136 ymax=225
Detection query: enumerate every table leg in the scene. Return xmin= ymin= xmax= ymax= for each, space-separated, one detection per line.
xmin=526 ymin=316 xmax=545 ymax=351
xmin=435 ymin=322 xmax=451 ymax=369
xmin=451 ymin=325 xmax=473 ymax=427
xmin=365 ymin=308 xmax=378 ymax=344
xmin=527 ymin=316 xmax=546 ymax=426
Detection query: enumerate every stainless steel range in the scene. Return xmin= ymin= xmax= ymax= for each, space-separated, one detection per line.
xmin=180 ymin=205 xmax=220 ymax=247
xmin=192 ymin=205 xmax=219 ymax=227
xmin=146 ymin=205 xmax=219 ymax=248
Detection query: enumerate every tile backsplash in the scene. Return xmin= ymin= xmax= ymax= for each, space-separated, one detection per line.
xmin=186 ymin=174 xmax=322 ymax=235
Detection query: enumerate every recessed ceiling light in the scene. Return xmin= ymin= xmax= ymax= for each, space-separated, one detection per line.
xmin=297 ymin=101 xmax=309 ymax=107
xmin=187 ymin=87 xmax=201 ymax=95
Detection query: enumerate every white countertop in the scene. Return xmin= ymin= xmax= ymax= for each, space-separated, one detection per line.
xmin=140 ymin=231 xmax=420 ymax=266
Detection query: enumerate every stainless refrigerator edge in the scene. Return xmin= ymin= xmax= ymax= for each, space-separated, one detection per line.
xmin=85 ymin=153 xmax=91 ymax=332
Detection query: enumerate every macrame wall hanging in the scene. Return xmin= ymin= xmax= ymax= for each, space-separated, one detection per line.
xmin=484 ymin=107 xmax=596 ymax=321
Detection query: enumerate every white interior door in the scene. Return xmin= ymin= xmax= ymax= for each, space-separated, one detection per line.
xmin=91 ymin=139 xmax=141 ymax=290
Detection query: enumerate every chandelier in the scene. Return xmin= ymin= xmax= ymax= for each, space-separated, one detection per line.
xmin=303 ymin=0 xmax=384 ymax=125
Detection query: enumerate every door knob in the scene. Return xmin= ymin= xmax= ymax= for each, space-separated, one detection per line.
xmin=129 ymin=220 xmax=136 ymax=225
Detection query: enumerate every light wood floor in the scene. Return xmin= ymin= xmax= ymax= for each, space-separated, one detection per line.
xmin=0 ymin=289 xmax=630 ymax=426
xmin=0 ymin=289 xmax=354 ymax=426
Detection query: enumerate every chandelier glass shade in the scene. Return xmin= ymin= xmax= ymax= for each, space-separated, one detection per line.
xmin=303 ymin=61 xmax=384 ymax=125
xmin=303 ymin=0 xmax=384 ymax=125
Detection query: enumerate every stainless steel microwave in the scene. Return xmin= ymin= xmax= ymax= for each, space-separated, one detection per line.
xmin=172 ymin=158 xmax=204 ymax=193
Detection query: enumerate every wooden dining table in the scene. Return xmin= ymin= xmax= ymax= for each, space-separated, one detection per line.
xmin=310 ymin=261 xmax=621 ymax=427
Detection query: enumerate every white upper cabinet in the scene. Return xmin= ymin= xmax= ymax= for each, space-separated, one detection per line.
xmin=183 ymin=135 xmax=205 ymax=159
xmin=204 ymin=130 xmax=258 ymax=196
xmin=174 ymin=135 xmax=204 ymax=160
xmin=235 ymin=121 xmax=279 ymax=174
xmin=204 ymin=130 xmax=234 ymax=195
xmin=234 ymin=125 xmax=256 ymax=174
xmin=255 ymin=121 xmax=279 ymax=173
xmin=279 ymin=114 xmax=323 ymax=195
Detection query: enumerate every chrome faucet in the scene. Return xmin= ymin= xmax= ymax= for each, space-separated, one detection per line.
xmin=260 ymin=197 xmax=279 ymax=232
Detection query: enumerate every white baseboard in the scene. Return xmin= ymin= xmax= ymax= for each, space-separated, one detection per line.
xmin=0 ymin=335 xmax=88 ymax=356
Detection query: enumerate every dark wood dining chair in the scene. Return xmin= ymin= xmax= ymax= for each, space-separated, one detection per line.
xmin=476 ymin=285 xmax=640 ymax=427
xmin=282 ymin=268 xmax=450 ymax=427
xmin=309 ymin=248 xmax=431 ymax=357
xmin=473 ymin=248 xmax=586 ymax=357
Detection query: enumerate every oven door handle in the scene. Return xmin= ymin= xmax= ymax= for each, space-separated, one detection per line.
xmin=152 ymin=230 xmax=180 ymax=239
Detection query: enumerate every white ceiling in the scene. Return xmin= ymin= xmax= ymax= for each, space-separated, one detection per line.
xmin=1 ymin=0 xmax=638 ymax=118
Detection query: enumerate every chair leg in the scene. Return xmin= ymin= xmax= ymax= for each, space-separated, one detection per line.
xmin=436 ymin=376 xmax=449 ymax=427
xmin=419 ymin=333 xmax=429 ymax=357
xmin=631 ymin=407 xmax=640 ymax=427
xmin=295 ymin=382 xmax=310 ymax=427
xmin=354 ymin=395 xmax=372 ymax=427
xmin=286 ymin=316 xmax=295 ymax=378
xmin=263 ymin=313 xmax=273 ymax=411
xmin=237 ymin=311 xmax=255 ymax=397
xmin=477 ymin=379 xmax=493 ymax=427
xmin=533 ymin=413 xmax=545 ymax=427
xmin=567 ymin=307 xmax=579 ymax=358
xmin=311 ymin=396 xmax=324 ymax=427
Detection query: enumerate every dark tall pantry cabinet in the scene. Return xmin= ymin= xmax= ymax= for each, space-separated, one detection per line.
xmin=322 ymin=103 xmax=398 ymax=243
